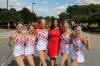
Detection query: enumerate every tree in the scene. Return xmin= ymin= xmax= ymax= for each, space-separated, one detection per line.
xmin=51 ymin=16 xmax=55 ymax=22
xmin=90 ymin=11 xmax=100 ymax=27
xmin=58 ymin=12 xmax=67 ymax=22
xmin=66 ymin=4 xmax=100 ymax=27
xmin=38 ymin=16 xmax=44 ymax=21
xmin=45 ymin=16 xmax=51 ymax=22
xmin=20 ymin=8 xmax=37 ymax=24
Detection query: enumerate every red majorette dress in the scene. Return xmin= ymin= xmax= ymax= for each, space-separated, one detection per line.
xmin=13 ymin=33 xmax=25 ymax=57
xmin=48 ymin=27 xmax=61 ymax=58
xmin=25 ymin=34 xmax=35 ymax=56
xmin=69 ymin=36 xmax=85 ymax=64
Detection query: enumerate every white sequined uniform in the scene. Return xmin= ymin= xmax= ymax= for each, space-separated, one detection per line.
xmin=37 ymin=31 xmax=48 ymax=51
xmin=25 ymin=35 xmax=35 ymax=56
xmin=70 ymin=39 xmax=85 ymax=64
xmin=60 ymin=34 xmax=70 ymax=54
xmin=13 ymin=34 xmax=25 ymax=57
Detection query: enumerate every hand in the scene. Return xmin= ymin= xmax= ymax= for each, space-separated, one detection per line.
xmin=86 ymin=36 xmax=89 ymax=42
xmin=83 ymin=36 xmax=89 ymax=45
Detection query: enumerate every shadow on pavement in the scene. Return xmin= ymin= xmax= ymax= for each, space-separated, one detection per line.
xmin=7 ymin=56 xmax=58 ymax=66
xmin=7 ymin=60 xmax=17 ymax=66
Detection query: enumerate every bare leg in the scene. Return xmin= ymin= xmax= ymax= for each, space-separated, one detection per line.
xmin=38 ymin=50 xmax=47 ymax=66
xmin=59 ymin=53 xmax=68 ymax=66
xmin=71 ymin=61 xmax=78 ymax=66
xmin=15 ymin=56 xmax=25 ymax=66
xmin=38 ymin=51 xmax=47 ymax=66
xmin=50 ymin=58 xmax=56 ymax=66
xmin=61 ymin=53 xmax=68 ymax=66
xmin=26 ymin=55 xmax=35 ymax=66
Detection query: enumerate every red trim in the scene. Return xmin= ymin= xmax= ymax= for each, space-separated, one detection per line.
xmin=60 ymin=52 xmax=69 ymax=55
xmin=38 ymin=50 xmax=47 ymax=52
xmin=61 ymin=34 xmax=68 ymax=45
xmin=25 ymin=54 xmax=34 ymax=56
xmin=14 ymin=54 xmax=24 ymax=58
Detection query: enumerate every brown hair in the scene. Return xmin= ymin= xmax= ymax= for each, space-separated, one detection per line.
xmin=27 ymin=25 xmax=34 ymax=30
xmin=17 ymin=22 xmax=24 ymax=26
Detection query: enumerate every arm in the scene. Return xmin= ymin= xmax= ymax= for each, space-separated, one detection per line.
xmin=9 ymin=33 xmax=15 ymax=51
xmin=83 ymin=36 xmax=91 ymax=51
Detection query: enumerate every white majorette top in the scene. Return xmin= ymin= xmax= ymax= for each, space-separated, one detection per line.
xmin=60 ymin=34 xmax=70 ymax=45
xmin=70 ymin=37 xmax=85 ymax=63
xmin=25 ymin=34 xmax=36 ymax=56
xmin=13 ymin=33 xmax=25 ymax=57
xmin=25 ymin=34 xmax=35 ymax=47
xmin=60 ymin=34 xmax=70 ymax=54
xmin=71 ymin=37 xmax=84 ymax=53
xmin=37 ymin=31 xmax=48 ymax=42
xmin=14 ymin=33 xmax=25 ymax=48
xmin=36 ymin=31 xmax=48 ymax=51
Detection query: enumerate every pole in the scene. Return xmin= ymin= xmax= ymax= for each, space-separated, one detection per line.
xmin=32 ymin=3 xmax=33 ymax=13
xmin=0 ymin=0 xmax=2 ymax=8
xmin=32 ymin=2 xmax=36 ymax=13
xmin=7 ymin=0 xmax=8 ymax=9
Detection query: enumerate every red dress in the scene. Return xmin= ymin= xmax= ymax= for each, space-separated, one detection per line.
xmin=48 ymin=27 xmax=61 ymax=58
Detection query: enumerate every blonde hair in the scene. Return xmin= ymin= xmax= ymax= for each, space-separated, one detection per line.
xmin=40 ymin=19 xmax=46 ymax=23
xmin=74 ymin=25 xmax=82 ymax=30
xmin=63 ymin=21 xmax=69 ymax=28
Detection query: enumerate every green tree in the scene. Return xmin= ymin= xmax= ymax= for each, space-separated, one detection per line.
xmin=20 ymin=8 xmax=37 ymax=24
xmin=45 ymin=16 xmax=51 ymax=22
xmin=58 ymin=12 xmax=67 ymax=22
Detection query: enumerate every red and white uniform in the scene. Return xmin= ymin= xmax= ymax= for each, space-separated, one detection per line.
xmin=60 ymin=34 xmax=70 ymax=54
xmin=37 ymin=31 xmax=48 ymax=51
xmin=25 ymin=34 xmax=35 ymax=56
xmin=70 ymin=37 xmax=85 ymax=64
xmin=13 ymin=34 xmax=25 ymax=57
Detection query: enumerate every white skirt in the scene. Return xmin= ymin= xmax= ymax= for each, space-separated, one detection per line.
xmin=36 ymin=40 xmax=48 ymax=51
xmin=70 ymin=50 xmax=85 ymax=64
xmin=60 ymin=43 xmax=70 ymax=54
xmin=13 ymin=45 xmax=24 ymax=57
xmin=25 ymin=46 xmax=35 ymax=56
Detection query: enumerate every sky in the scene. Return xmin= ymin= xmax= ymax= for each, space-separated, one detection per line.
xmin=0 ymin=0 xmax=100 ymax=18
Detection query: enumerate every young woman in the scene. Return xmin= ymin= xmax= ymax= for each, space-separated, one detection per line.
xmin=36 ymin=19 xmax=48 ymax=66
xmin=9 ymin=23 xmax=25 ymax=66
xmin=25 ymin=25 xmax=36 ymax=66
xmin=70 ymin=26 xmax=91 ymax=66
xmin=48 ymin=19 xmax=61 ymax=66
xmin=59 ymin=22 xmax=71 ymax=66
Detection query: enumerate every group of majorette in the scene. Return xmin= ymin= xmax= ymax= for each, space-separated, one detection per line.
xmin=9 ymin=19 xmax=91 ymax=66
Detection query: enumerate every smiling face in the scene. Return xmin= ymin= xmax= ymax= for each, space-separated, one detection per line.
xmin=53 ymin=20 xmax=58 ymax=28
xmin=40 ymin=19 xmax=46 ymax=29
xmin=74 ymin=26 xmax=82 ymax=37
xmin=16 ymin=24 xmax=23 ymax=33
xmin=28 ymin=26 xmax=34 ymax=34
xmin=63 ymin=22 xmax=69 ymax=31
